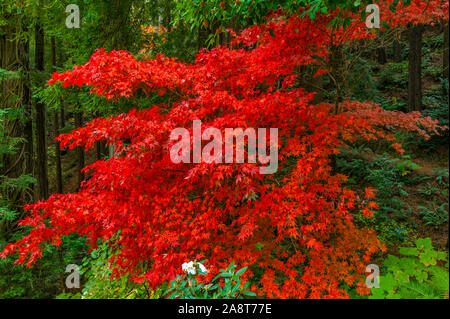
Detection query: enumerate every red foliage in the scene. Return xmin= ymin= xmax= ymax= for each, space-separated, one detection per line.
xmin=381 ymin=0 xmax=449 ymax=26
xmin=2 ymin=2 xmax=447 ymax=298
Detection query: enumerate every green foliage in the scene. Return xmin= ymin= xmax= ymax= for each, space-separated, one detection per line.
xmin=423 ymin=32 xmax=444 ymax=58
xmin=388 ymin=155 xmax=421 ymax=175
xmin=378 ymin=62 xmax=408 ymax=89
xmin=336 ymin=150 xmax=436 ymax=244
xmin=401 ymin=80 xmax=449 ymax=153
xmin=433 ymin=167 xmax=449 ymax=187
xmin=45 ymin=0 xmax=154 ymax=61
xmin=0 ymin=234 xmax=86 ymax=299
xmin=422 ymin=79 xmax=449 ymax=127
xmin=0 ymin=70 xmax=35 ymax=238
xmin=375 ymin=95 xmax=408 ymax=112
xmin=0 ymin=68 xmax=20 ymax=81
xmin=144 ymin=22 xmax=199 ymax=63
xmin=175 ymin=0 xmax=292 ymax=34
xmin=417 ymin=182 xmax=442 ymax=197
xmin=164 ymin=261 xmax=256 ymax=299
xmin=354 ymin=212 xmax=410 ymax=244
xmin=415 ymin=174 xmax=448 ymax=229
xmin=56 ymin=241 xmax=153 ymax=299
xmin=337 ymin=151 xmax=414 ymax=217
xmin=175 ymin=0 xmax=407 ymax=48
xmin=417 ymin=201 xmax=449 ymax=228
xmin=347 ymin=56 xmax=378 ymax=101
xmin=370 ymin=238 xmax=449 ymax=299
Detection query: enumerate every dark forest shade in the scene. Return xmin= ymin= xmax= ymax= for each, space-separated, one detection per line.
xmin=444 ymin=22 xmax=449 ymax=80
xmin=393 ymin=37 xmax=402 ymax=62
xmin=408 ymin=24 xmax=423 ymax=111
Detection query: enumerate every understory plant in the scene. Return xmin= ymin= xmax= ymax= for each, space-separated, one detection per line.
xmin=57 ymin=240 xmax=155 ymax=299
xmin=370 ymin=238 xmax=449 ymax=299
xmin=164 ymin=261 xmax=256 ymax=299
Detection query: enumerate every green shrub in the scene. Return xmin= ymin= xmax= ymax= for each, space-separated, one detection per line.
xmin=370 ymin=238 xmax=449 ymax=299
xmin=57 ymin=240 xmax=152 ymax=299
xmin=417 ymin=201 xmax=449 ymax=228
xmin=0 ymin=234 xmax=86 ymax=299
xmin=164 ymin=261 xmax=256 ymax=299
xmin=378 ymin=62 xmax=408 ymax=89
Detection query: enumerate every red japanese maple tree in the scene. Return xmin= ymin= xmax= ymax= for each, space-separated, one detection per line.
xmin=2 ymin=1 xmax=448 ymax=298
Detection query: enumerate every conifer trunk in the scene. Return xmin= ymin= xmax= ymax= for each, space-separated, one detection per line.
xmin=0 ymin=18 xmax=27 ymax=211
xmin=393 ymin=38 xmax=402 ymax=62
xmin=408 ymin=24 xmax=423 ymax=111
xmin=34 ymin=13 xmax=49 ymax=199
xmin=74 ymin=111 xmax=85 ymax=190
xmin=443 ymin=22 xmax=449 ymax=81
xmin=51 ymin=37 xmax=63 ymax=194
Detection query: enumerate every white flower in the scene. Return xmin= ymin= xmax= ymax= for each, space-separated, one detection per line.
xmin=182 ymin=261 xmax=196 ymax=275
xmin=182 ymin=261 xmax=208 ymax=275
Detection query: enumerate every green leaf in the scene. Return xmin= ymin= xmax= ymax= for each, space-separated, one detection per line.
xmin=415 ymin=271 xmax=428 ymax=283
xmin=416 ymin=238 xmax=433 ymax=250
xmin=381 ymin=21 xmax=391 ymax=30
xmin=436 ymin=251 xmax=447 ymax=261
xmin=236 ymin=267 xmax=248 ymax=277
xmin=255 ymin=242 xmax=264 ymax=251
xmin=393 ymin=270 xmax=409 ymax=283
xmin=198 ymin=269 xmax=207 ymax=276
xmin=419 ymin=249 xmax=438 ymax=266
xmin=397 ymin=258 xmax=417 ymax=274
xmin=399 ymin=247 xmax=419 ymax=257
xmin=243 ymin=290 xmax=256 ymax=296
xmin=386 ymin=292 xmax=401 ymax=299
xmin=379 ymin=274 xmax=396 ymax=292
xmin=384 ymin=255 xmax=399 ymax=268
xmin=369 ymin=288 xmax=386 ymax=299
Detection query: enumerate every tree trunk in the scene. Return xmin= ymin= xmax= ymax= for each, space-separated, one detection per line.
xmin=393 ymin=37 xmax=402 ymax=62
xmin=408 ymin=24 xmax=423 ymax=111
xmin=443 ymin=21 xmax=449 ymax=81
xmin=310 ymin=69 xmax=323 ymax=104
xmin=93 ymin=111 xmax=104 ymax=160
xmin=74 ymin=111 xmax=85 ymax=190
xmin=51 ymin=36 xmax=63 ymax=194
xmin=34 ymin=18 xmax=49 ymax=200
xmin=95 ymin=140 xmax=108 ymax=160
xmin=0 ymin=18 xmax=27 ymax=212
xmin=377 ymin=47 xmax=387 ymax=64
xmin=19 ymin=25 xmax=34 ymax=180
xmin=95 ymin=142 xmax=102 ymax=160
xmin=54 ymin=38 xmax=66 ymax=129
xmin=164 ymin=2 xmax=172 ymax=32
xmin=330 ymin=45 xmax=344 ymax=114
xmin=53 ymin=112 xmax=63 ymax=193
